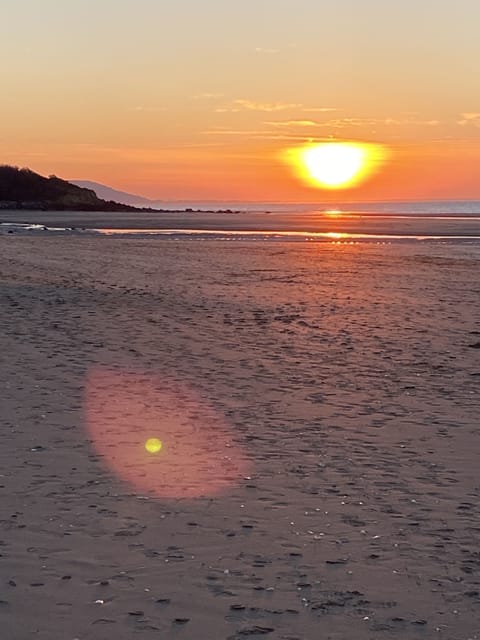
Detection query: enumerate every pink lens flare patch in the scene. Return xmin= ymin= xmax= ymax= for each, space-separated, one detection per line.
xmin=85 ymin=367 xmax=251 ymax=499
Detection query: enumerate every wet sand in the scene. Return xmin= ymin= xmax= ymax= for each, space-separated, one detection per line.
xmin=2 ymin=208 xmax=480 ymax=237
xmin=1 ymin=235 xmax=480 ymax=639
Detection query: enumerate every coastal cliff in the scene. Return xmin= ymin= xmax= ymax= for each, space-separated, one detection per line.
xmin=0 ymin=166 xmax=142 ymax=211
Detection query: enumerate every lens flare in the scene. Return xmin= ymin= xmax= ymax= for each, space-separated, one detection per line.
xmin=85 ymin=367 xmax=251 ymax=499
xmin=283 ymin=141 xmax=387 ymax=190
xmin=145 ymin=438 xmax=162 ymax=454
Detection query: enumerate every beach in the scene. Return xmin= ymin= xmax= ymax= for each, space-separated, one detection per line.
xmin=1 ymin=234 xmax=480 ymax=639
xmin=2 ymin=208 xmax=480 ymax=238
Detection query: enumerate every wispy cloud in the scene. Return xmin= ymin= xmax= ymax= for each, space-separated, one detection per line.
xmin=383 ymin=118 xmax=440 ymax=126
xmin=302 ymin=107 xmax=338 ymax=113
xmin=200 ymin=127 xmax=329 ymax=142
xmin=299 ymin=116 xmax=441 ymax=129
xmin=263 ymin=116 xmax=363 ymax=130
xmin=265 ymin=120 xmax=319 ymax=128
xmin=216 ymin=99 xmax=302 ymax=113
xmin=311 ymin=117 xmax=376 ymax=129
xmin=254 ymin=47 xmax=279 ymax=54
xmin=200 ymin=111 xmax=444 ymax=146
xmin=213 ymin=99 xmax=342 ymax=115
xmin=131 ymin=106 xmax=167 ymax=113
xmin=193 ymin=92 xmax=225 ymax=100
xmin=458 ymin=112 xmax=480 ymax=127
xmin=202 ymin=129 xmax=270 ymax=136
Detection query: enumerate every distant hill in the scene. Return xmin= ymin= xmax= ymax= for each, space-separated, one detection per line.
xmin=71 ymin=181 xmax=248 ymax=212
xmin=0 ymin=166 xmax=143 ymax=211
xmin=71 ymin=180 xmax=243 ymax=212
xmin=71 ymin=180 xmax=155 ymax=206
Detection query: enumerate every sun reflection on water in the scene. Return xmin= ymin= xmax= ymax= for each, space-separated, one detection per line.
xmin=324 ymin=209 xmax=343 ymax=217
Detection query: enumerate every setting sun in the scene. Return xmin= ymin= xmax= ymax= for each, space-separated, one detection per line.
xmin=304 ymin=143 xmax=365 ymax=187
xmin=284 ymin=142 xmax=387 ymax=190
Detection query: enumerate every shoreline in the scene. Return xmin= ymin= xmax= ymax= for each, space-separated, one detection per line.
xmin=2 ymin=209 xmax=480 ymax=240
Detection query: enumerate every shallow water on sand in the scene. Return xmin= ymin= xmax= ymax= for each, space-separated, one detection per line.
xmin=2 ymin=208 xmax=480 ymax=242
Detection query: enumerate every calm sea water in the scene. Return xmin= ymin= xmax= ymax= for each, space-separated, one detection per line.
xmin=148 ymin=200 xmax=480 ymax=215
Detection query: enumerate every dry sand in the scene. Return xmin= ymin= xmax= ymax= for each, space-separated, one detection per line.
xmin=1 ymin=235 xmax=479 ymax=639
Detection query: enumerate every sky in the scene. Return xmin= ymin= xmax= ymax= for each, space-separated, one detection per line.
xmin=1 ymin=0 xmax=479 ymax=202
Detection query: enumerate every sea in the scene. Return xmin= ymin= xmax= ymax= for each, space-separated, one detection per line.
xmin=146 ymin=199 xmax=480 ymax=216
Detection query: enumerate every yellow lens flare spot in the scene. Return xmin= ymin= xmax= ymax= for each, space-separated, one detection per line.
xmin=284 ymin=142 xmax=387 ymax=190
xmin=145 ymin=438 xmax=163 ymax=454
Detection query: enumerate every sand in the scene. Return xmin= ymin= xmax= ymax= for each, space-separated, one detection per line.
xmin=1 ymin=235 xmax=480 ymax=639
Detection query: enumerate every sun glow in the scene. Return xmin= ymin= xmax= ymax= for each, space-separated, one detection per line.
xmin=324 ymin=209 xmax=343 ymax=217
xmin=284 ymin=142 xmax=387 ymax=190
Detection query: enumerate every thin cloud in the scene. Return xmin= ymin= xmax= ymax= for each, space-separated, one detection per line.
xmin=202 ymin=128 xmax=270 ymax=136
xmin=255 ymin=47 xmax=280 ymax=54
xmin=193 ymin=92 xmax=225 ymax=100
xmin=310 ymin=117 xmax=441 ymax=129
xmin=264 ymin=117 xmax=368 ymax=130
xmin=201 ymin=128 xmax=330 ymax=142
xmin=383 ymin=118 xmax=440 ymax=126
xmin=458 ymin=112 xmax=480 ymax=127
xmin=216 ymin=99 xmax=302 ymax=113
xmin=131 ymin=106 xmax=167 ymax=113
xmin=315 ymin=118 xmax=374 ymax=129
xmin=303 ymin=107 xmax=338 ymax=113
xmin=215 ymin=107 xmax=242 ymax=113
xmin=265 ymin=120 xmax=319 ymax=127
xmin=202 ymin=113 xmax=443 ymax=143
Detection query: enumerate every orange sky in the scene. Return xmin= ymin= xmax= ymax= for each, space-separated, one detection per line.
xmin=1 ymin=1 xmax=479 ymax=202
